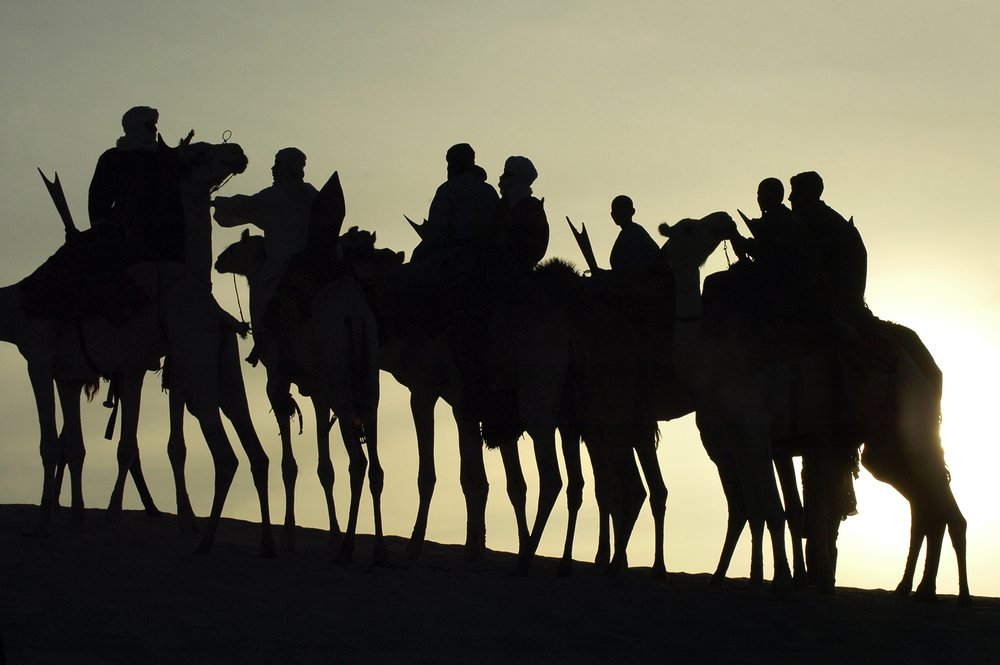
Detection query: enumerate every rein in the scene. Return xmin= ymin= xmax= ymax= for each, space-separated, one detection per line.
xmin=232 ymin=274 xmax=251 ymax=332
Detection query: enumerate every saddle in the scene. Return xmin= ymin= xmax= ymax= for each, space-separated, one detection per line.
xmin=20 ymin=229 xmax=154 ymax=323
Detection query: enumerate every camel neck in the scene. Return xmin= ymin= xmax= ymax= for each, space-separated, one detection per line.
xmin=0 ymin=283 xmax=24 ymax=345
xmin=672 ymin=265 xmax=703 ymax=321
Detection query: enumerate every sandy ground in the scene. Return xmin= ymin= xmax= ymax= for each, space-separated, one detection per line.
xmin=0 ymin=503 xmax=996 ymax=665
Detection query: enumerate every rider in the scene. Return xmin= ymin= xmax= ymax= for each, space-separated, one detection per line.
xmin=608 ymin=194 xmax=659 ymax=277
xmin=489 ymin=155 xmax=548 ymax=272
xmin=88 ymin=106 xmax=185 ymax=264
xmin=413 ymin=143 xmax=499 ymax=262
xmin=212 ymin=147 xmax=318 ymax=328
xmin=789 ymin=171 xmax=867 ymax=317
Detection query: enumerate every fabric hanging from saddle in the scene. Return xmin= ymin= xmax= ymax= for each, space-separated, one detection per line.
xmin=20 ymin=228 xmax=154 ymax=322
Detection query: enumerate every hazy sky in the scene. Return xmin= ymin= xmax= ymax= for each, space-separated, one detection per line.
xmin=2 ymin=1 xmax=998 ymax=597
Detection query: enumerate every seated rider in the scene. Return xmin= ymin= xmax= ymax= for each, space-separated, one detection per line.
xmin=413 ymin=143 xmax=499 ymax=263
xmin=488 ymin=155 xmax=548 ymax=273
xmin=88 ymin=105 xmax=185 ymax=264
xmin=789 ymin=171 xmax=867 ymax=318
xmin=212 ymin=147 xmax=317 ymax=336
xmin=608 ymin=194 xmax=659 ymax=277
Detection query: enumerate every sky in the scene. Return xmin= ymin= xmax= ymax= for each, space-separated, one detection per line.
xmin=1 ymin=1 xmax=998 ymax=597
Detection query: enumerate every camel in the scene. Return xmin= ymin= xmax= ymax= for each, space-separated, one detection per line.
xmin=215 ymin=228 xmax=384 ymax=564
xmin=15 ymin=139 xmax=276 ymax=557
xmin=377 ymin=222 xmax=581 ymax=568
xmin=659 ymin=211 xmax=969 ymax=603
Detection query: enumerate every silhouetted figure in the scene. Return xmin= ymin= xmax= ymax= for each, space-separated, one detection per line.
xmin=786 ymin=172 xmax=866 ymax=585
xmin=414 ymin=143 xmax=499 ymax=261
xmin=88 ymin=106 xmax=185 ymax=263
xmin=213 ymin=147 xmax=318 ymax=328
xmin=489 ymin=155 xmax=548 ymax=271
xmin=789 ymin=171 xmax=867 ymax=315
xmin=608 ymin=195 xmax=659 ymax=276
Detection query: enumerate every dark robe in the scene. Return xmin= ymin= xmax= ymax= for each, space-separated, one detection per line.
xmin=88 ymin=144 xmax=185 ymax=263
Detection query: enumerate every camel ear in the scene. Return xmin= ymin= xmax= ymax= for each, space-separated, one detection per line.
xmin=241 ymin=228 xmax=250 ymax=240
xmin=658 ymin=222 xmax=673 ymax=238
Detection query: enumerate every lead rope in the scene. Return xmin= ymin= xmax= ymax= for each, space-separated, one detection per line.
xmin=209 ymin=130 xmax=235 ymax=194
xmin=723 ymin=240 xmax=733 ymax=268
xmin=232 ymin=274 xmax=250 ymax=333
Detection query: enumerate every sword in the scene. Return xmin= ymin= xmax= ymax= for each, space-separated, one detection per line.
xmin=37 ymin=168 xmax=78 ymax=237
xmin=565 ymin=216 xmax=599 ymax=273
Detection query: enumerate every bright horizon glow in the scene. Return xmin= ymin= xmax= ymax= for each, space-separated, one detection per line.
xmin=1 ymin=1 xmax=997 ymax=599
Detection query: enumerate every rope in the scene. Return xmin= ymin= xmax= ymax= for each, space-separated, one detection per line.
xmin=209 ymin=130 xmax=235 ymax=194
xmin=232 ymin=274 xmax=250 ymax=332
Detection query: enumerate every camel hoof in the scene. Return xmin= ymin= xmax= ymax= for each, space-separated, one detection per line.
xmin=650 ymin=566 xmax=668 ymax=582
xmin=892 ymin=582 xmax=913 ymax=598
xmin=406 ymin=538 xmax=424 ymax=561
xmin=957 ymin=594 xmax=973 ymax=608
xmin=259 ymin=529 xmax=277 ymax=559
xmin=335 ymin=538 xmax=354 ymax=566
xmin=143 ymin=506 xmax=164 ymax=518
xmin=556 ymin=559 xmax=573 ymax=578
xmin=463 ymin=542 xmax=486 ymax=562
xmin=710 ymin=573 xmax=726 ymax=587
xmin=373 ymin=541 xmax=389 ymax=566
xmin=913 ymin=587 xmax=938 ymax=604
xmin=280 ymin=531 xmax=296 ymax=555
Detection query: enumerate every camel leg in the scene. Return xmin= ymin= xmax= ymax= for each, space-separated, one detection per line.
xmin=406 ymin=391 xmax=437 ymax=560
xmin=335 ymin=420 xmax=368 ymax=566
xmin=362 ymin=417 xmax=387 ymax=565
xmin=698 ymin=412 xmax=747 ymax=586
xmin=894 ymin=505 xmax=924 ymax=597
xmin=27 ymin=366 xmax=59 ymax=537
xmin=166 ymin=388 xmax=197 ymax=532
xmin=267 ymin=376 xmax=298 ymax=553
xmin=583 ymin=439 xmax=611 ymax=570
xmin=635 ymin=437 xmax=668 ymax=580
xmin=739 ymin=435 xmax=791 ymax=596
xmin=456 ymin=408 xmax=489 ymax=561
xmin=608 ymin=446 xmax=645 ymax=577
xmin=947 ymin=503 xmax=971 ymax=606
xmin=512 ymin=428 xmax=562 ymax=576
xmin=913 ymin=516 xmax=946 ymax=603
xmin=54 ymin=381 xmax=86 ymax=529
xmin=218 ymin=336 xmax=275 ymax=559
xmin=775 ymin=455 xmax=806 ymax=589
xmin=711 ymin=461 xmax=747 ymax=586
xmin=126 ymin=451 xmax=162 ymax=517
xmin=498 ymin=440 xmax=529 ymax=553
xmin=758 ymin=458 xmax=793 ymax=596
xmin=106 ymin=371 xmax=144 ymax=523
xmin=188 ymin=401 xmax=239 ymax=556
xmin=801 ymin=450 xmax=836 ymax=593
xmin=311 ymin=396 xmax=341 ymax=547
xmin=557 ymin=426 xmax=584 ymax=577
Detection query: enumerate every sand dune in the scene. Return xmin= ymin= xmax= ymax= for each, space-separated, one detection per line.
xmin=1 ymin=503 xmax=996 ymax=664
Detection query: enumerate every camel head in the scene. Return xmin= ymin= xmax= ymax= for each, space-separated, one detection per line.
xmin=180 ymin=141 xmax=249 ymax=190
xmin=215 ymin=228 xmax=265 ymax=278
xmin=659 ymin=211 xmax=737 ymax=269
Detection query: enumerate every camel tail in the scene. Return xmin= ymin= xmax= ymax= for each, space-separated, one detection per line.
xmin=83 ymin=379 xmax=100 ymax=403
